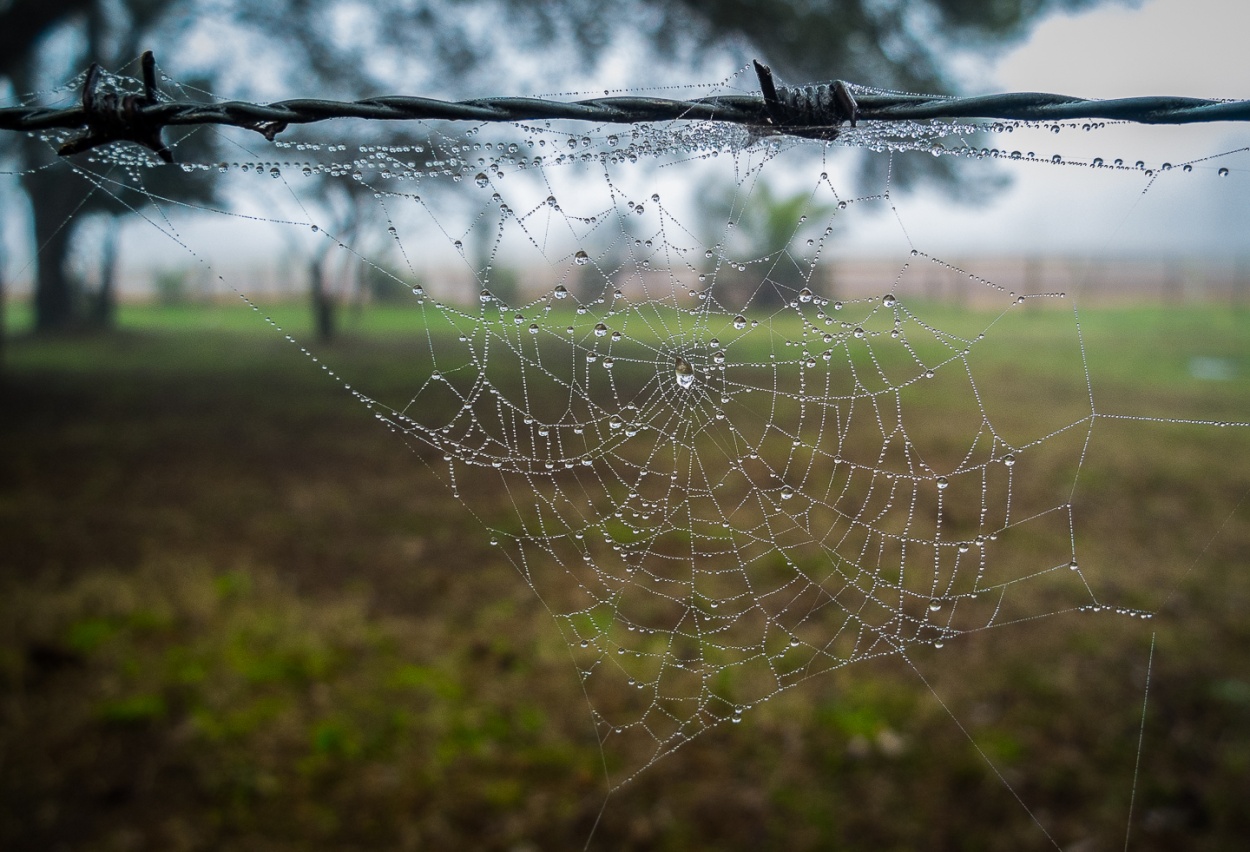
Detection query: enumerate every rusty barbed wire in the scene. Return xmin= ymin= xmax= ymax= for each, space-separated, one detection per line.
xmin=1 ymin=54 xmax=1248 ymax=163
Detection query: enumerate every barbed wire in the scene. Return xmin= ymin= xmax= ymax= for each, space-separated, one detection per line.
xmin=2 ymin=53 xmax=1248 ymax=163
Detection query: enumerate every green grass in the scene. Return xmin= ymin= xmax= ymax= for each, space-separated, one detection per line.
xmin=1 ymin=300 xmax=1248 ymax=850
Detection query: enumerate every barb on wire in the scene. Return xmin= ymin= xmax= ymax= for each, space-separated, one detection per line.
xmin=1 ymin=52 xmax=1248 ymax=164
xmin=57 ymin=51 xmax=173 ymax=163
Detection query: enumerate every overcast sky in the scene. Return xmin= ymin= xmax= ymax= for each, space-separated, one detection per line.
xmin=860 ymin=0 xmax=1250 ymax=258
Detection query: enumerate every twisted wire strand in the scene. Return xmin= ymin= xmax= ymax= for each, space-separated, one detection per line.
xmin=1 ymin=51 xmax=1246 ymax=162
xmin=6 ymin=93 xmax=773 ymax=133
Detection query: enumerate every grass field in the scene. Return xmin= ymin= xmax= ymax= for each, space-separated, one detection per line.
xmin=1 ymin=300 xmax=1248 ymax=850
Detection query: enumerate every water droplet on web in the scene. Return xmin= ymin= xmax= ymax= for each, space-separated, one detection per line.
xmin=554 ymin=285 xmax=569 ymax=299
xmin=609 ymin=415 xmax=623 ymax=429
xmin=528 ymin=323 xmax=539 ymax=334
xmin=1219 ymin=167 xmax=1230 ymax=177
xmin=929 ymin=600 xmax=942 ymax=612
xmin=936 ymin=476 xmax=949 ymax=490
xmin=1069 ymin=560 xmax=1080 ymax=571
xmin=474 ymin=172 xmax=489 ymax=187
xmin=479 ymin=289 xmax=492 ymax=302
xmin=674 ymin=355 xmax=695 ymax=388
xmin=853 ymin=327 xmax=865 ymax=339
xmin=546 ymin=195 xmax=557 ymax=206
xmin=574 ymin=250 xmax=590 ymax=265
xmin=594 ymin=323 xmax=608 ymax=337
xmin=780 ymin=485 xmax=795 ymax=500
xmin=1003 ymin=453 xmax=1016 ymax=467
xmin=733 ymin=315 xmax=747 ymax=330
xmin=883 ymin=294 xmax=897 ymax=307
xmin=712 ymin=351 xmax=726 ymax=365
xmin=603 ymin=358 xmax=614 ymax=369
xmin=798 ymin=288 xmax=813 ymax=303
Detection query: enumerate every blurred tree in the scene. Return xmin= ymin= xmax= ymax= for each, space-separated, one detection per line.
xmin=2 ymin=0 xmax=216 ymax=332
xmin=301 ymin=175 xmax=378 ymax=343
xmin=701 ymin=180 xmax=837 ymax=308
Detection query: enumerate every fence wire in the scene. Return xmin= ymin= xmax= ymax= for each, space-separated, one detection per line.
xmin=2 ymin=53 xmax=1248 ymax=163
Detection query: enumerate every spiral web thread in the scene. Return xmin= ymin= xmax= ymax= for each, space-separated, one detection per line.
xmin=32 ymin=64 xmax=1250 ymax=790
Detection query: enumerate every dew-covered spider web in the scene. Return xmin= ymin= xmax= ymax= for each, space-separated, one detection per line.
xmin=16 ymin=60 xmax=1250 ymax=822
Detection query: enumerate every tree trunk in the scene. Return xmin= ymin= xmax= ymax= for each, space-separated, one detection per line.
xmin=28 ymin=197 xmax=78 ymax=332
xmin=21 ymin=149 xmax=84 ymax=333
xmin=89 ymin=218 xmax=120 ymax=329
xmin=310 ymin=257 xmax=337 ymax=343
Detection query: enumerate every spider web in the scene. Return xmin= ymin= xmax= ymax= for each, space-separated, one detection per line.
xmin=19 ymin=63 xmax=1250 ymax=801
